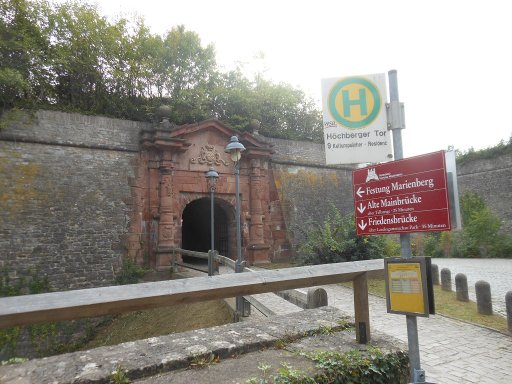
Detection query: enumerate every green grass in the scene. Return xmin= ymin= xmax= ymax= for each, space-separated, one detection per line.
xmin=81 ymin=300 xmax=233 ymax=350
xmin=353 ymin=279 xmax=508 ymax=333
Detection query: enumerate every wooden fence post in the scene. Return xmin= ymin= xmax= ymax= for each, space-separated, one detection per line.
xmin=353 ymin=272 xmax=370 ymax=344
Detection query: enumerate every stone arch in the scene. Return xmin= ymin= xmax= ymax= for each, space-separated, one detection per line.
xmin=180 ymin=196 xmax=233 ymax=259
xmin=128 ymin=117 xmax=280 ymax=270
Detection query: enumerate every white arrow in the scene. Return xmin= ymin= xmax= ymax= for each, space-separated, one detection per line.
xmin=358 ymin=220 xmax=367 ymax=231
xmin=356 ymin=187 xmax=365 ymax=198
xmin=357 ymin=203 xmax=366 ymax=214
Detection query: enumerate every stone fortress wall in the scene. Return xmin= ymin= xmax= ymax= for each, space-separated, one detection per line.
xmin=456 ymin=153 xmax=512 ymax=233
xmin=1 ymin=110 xmax=510 ymax=290
xmin=0 ymin=111 xmax=145 ymax=290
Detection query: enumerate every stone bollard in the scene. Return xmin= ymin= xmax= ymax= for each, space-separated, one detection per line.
xmin=307 ymin=287 xmax=328 ymax=309
xmin=475 ymin=280 xmax=493 ymax=315
xmin=441 ymin=268 xmax=452 ymax=291
xmin=506 ymin=291 xmax=512 ymax=334
xmin=455 ymin=273 xmax=469 ymax=302
xmin=431 ymin=264 xmax=440 ymax=285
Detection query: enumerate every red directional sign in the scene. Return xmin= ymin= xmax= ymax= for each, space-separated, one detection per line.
xmin=352 ymin=151 xmax=451 ymax=236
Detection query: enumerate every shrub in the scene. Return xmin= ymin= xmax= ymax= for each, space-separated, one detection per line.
xmin=296 ymin=206 xmax=397 ymax=265
xmin=310 ymin=348 xmax=409 ymax=384
xmin=247 ymin=348 xmax=409 ymax=384
xmin=115 ymin=257 xmax=148 ymax=285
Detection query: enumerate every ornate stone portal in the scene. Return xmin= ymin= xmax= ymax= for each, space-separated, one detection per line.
xmin=125 ymin=113 xmax=287 ymax=269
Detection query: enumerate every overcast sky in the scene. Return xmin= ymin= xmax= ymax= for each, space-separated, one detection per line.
xmin=83 ymin=0 xmax=511 ymax=158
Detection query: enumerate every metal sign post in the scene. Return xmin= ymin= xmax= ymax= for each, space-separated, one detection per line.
xmin=388 ymin=70 xmax=430 ymax=384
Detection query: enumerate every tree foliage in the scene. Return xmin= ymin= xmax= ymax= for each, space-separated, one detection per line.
xmin=419 ymin=192 xmax=512 ymax=258
xmin=0 ymin=0 xmax=323 ymax=140
xmin=455 ymin=135 xmax=512 ymax=164
xmin=0 ymin=0 xmax=50 ymax=108
xmin=454 ymin=192 xmax=511 ymax=257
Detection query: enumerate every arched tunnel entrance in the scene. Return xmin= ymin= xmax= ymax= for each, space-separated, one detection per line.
xmin=181 ymin=198 xmax=230 ymax=262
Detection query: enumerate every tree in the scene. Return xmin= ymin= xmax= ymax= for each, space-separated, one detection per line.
xmin=252 ymin=77 xmax=322 ymax=141
xmin=1 ymin=0 xmax=324 ymax=142
xmin=49 ymin=1 xmax=116 ymax=111
xmin=0 ymin=68 xmax=29 ymax=108
xmin=0 ymin=0 xmax=51 ymax=109
xmin=212 ymin=71 xmax=323 ymax=140
xmin=158 ymin=25 xmax=219 ymax=124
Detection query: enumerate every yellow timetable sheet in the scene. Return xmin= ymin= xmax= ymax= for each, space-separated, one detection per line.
xmin=386 ymin=262 xmax=426 ymax=315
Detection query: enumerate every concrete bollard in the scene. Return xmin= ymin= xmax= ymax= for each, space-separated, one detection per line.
xmin=506 ymin=291 xmax=512 ymax=334
xmin=475 ymin=280 xmax=493 ymax=315
xmin=455 ymin=273 xmax=469 ymax=302
xmin=307 ymin=287 xmax=328 ymax=309
xmin=441 ymin=268 xmax=452 ymax=291
xmin=431 ymin=264 xmax=440 ymax=285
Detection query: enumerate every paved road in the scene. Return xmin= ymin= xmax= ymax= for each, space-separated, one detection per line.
xmin=319 ymin=284 xmax=512 ymax=384
xmin=237 ymin=260 xmax=512 ymax=384
xmin=432 ymin=258 xmax=512 ymax=316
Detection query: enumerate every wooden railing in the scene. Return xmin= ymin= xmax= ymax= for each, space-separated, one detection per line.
xmin=167 ymin=247 xmax=247 ymax=274
xmin=168 ymin=247 xmax=212 ymax=273
xmin=0 ymin=260 xmax=384 ymax=343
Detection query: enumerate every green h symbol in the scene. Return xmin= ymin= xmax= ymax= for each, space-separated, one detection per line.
xmin=342 ymin=88 xmax=367 ymax=117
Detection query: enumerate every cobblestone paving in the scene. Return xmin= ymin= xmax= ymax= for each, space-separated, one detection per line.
xmin=318 ymin=284 xmax=512 ymax=384
xmin=431 ymin=258 xmax=512 ymax=316
xmin=247 ymin=283 xmax=512 ymax=383
xmin=225 ymin=262 xmax=512 ymax=383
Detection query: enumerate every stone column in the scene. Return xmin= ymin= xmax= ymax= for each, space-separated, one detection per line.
xmin=247 ymin=158 xmax=270 ymax=264
xmin=125 ymin=154 xmax=147 ymax=264
xmin=147 ymin=153 xmax=160 ymax=266
xmin=156 ymin=152 xmax=178 ymax=269
xmin=249 ymin=159 xmax=264 ymax=243
xmin=138 ymin=106 xmax=191 ymax=270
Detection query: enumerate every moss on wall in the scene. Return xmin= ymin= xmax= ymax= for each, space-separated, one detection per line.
xmin=0 ymin=148 xmax=43 ymax=214
xmin=271 ymin=165 xmax=353 ymax=248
